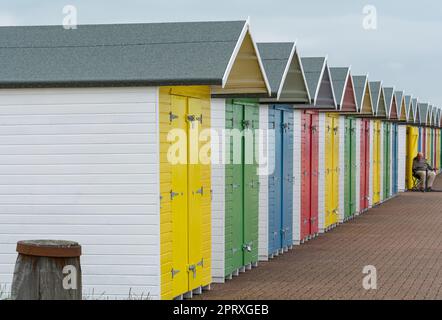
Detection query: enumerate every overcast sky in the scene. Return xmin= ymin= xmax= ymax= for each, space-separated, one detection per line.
xmin=1 ymin=0 xmax=441 ymax=106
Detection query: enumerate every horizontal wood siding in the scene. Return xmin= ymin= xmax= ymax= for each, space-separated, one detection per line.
xmin=211 ymin=98 xmax=226 ymax=281
xmin=0 ymin=87 xmax=161 ymax=299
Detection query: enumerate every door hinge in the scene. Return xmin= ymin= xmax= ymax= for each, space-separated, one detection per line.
xmin=194 ymin=186 xmax=204 ymax=196
xmin=170 ymin=190 xmax=180 ymax=200
xmin=171 ymin=268 xmax=180 ymax=279
xmin=169 ymin=112 xmax=179 ymax=122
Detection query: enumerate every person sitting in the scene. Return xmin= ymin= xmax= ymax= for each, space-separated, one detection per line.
xmin=412 ymin=152 xmax=437 ymax=191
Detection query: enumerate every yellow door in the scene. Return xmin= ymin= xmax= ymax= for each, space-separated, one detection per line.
xmin=324 ymin=114 xmax=339 ymax=227
xmin=437 ymin=130 xmax=440 ymax=170
xmin=372 ymin=120 xmax=381 ymax=204
xmin=406 ymin=126 xmax=419 ymax=189
xmin=160 ymin=86 xmax=211 ymax=300
xmin=170 ymin=95 xmax=189 ymax=298
xmin=187 ymin=98 xmax=204 ymax=291
xmin=332 ymin=116 xmax=340 ymax=225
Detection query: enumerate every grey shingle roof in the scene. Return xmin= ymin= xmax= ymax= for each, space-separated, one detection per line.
xmin=412 ymin=98 xmax=419 ymax=122
xmin=418 ymin=103 xmax=429 ymax=124
xmin=404 ymin=95 xmax=412 ymax=111
xmin=383 ymin=87 xmax=394 ymax=116
xmin=257 ymin=42 xmax=294 ymax=97
xmin=352 ymin=75 xmax=367 ymax=111
xmin=428 ymin=105 xmax=434 ymax=124
xmin=369 ymin=81 xmax=382 ymax=112
xmin=300 ymin=57 xmax=326 ymax=100
xmin=394 ymin=91 xmax=404 ymax=114
xmin=0 ymin=21 xmax=247 ymax=87
xmin=404 ymin=95 xmax=412 ymax=120
xmin=330 ymin=67 xmax=349 ymax=107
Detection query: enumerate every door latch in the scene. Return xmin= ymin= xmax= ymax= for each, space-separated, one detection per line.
xmin=196 ymin=259 xmax=204 ymax=268
xmin=188 ymin=265 xmax=197 ymax=279
xmin=242 ymin=120 xmax=251 ymax=129
xmin=242 ymin=243 xmax=252 ymax=252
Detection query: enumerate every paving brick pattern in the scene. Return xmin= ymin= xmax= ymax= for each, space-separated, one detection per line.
xmin=195 ymin=176 xmax=442 ymax=300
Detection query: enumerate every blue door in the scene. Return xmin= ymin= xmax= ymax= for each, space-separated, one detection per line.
xmin=392 ymin=124 xmax=398 ymax=194
xmin=282 ymin=109 xmax=294 ymax=248
xmin=268 ymin=108 xmax=282 ymax=255
xmin=268 ymin=106 xmax=294 ymax=255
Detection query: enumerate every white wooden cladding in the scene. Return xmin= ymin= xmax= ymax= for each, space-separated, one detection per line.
xmin=0 ymin=87 xmax=161 ymax=300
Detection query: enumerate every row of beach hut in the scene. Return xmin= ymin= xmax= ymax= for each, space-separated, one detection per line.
xmin=0 ymin=20 xmax=440 ymax=300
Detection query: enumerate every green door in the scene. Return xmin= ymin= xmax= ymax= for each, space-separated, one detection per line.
xmin=383 ymin=122 xmax=391 ymax=199
xmin=344 ymin=118 xmax=356 ymax=219
xmin=225 ymin=99 xmax=259 ymax=277
xmin=243 ymin=104 xmax=259 ymax=265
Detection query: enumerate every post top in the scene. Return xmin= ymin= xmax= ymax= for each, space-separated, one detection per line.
xmin=16 ymin=240 xmax=82 ymax=258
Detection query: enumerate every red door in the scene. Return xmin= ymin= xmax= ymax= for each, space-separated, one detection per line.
xmin=300 ymin=112 xmax=311 ymax=240
xmin=310 ymin=112 xmax=319 ymax=234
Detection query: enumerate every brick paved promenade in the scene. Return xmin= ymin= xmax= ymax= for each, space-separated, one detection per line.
xmin=195 ymin=176 xmax=442 ymax=300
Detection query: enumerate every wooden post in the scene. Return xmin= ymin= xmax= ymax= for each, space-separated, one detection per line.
xmin=11 ymin=240 xmax=82 ymax=300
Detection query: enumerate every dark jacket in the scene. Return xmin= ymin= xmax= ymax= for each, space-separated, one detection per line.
xmin=412 ymin=157 xmax=433 ymax=172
